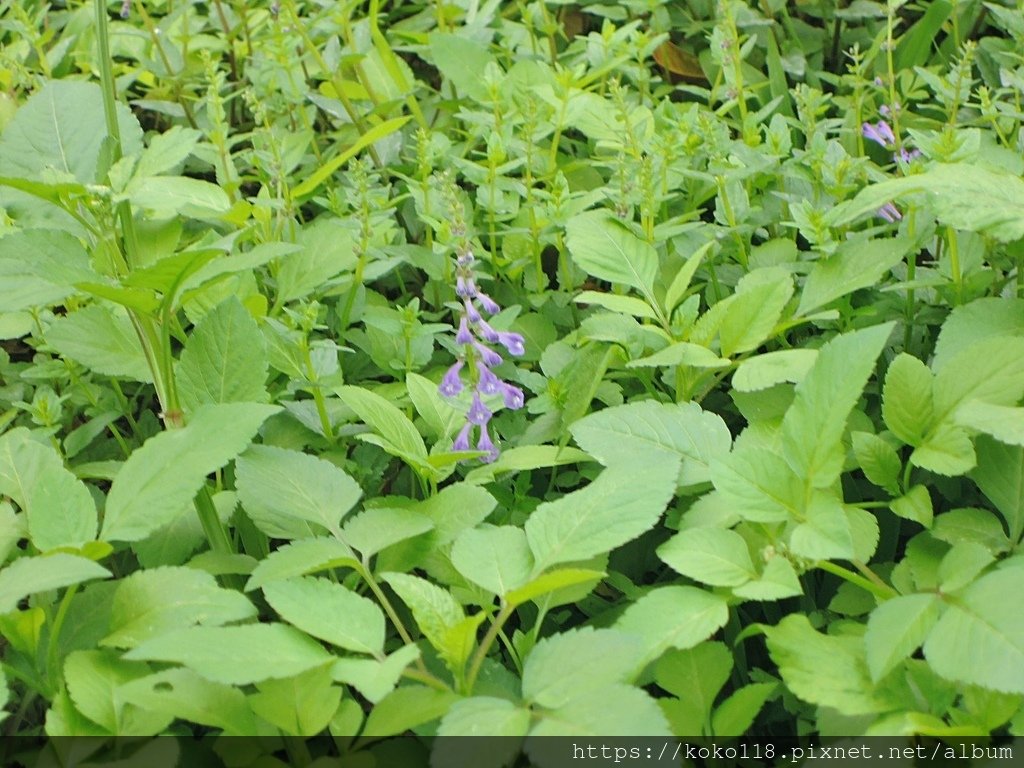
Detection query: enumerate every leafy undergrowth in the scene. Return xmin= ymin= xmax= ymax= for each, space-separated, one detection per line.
xmin=2 ymin=0 xmax=1024 ymax=760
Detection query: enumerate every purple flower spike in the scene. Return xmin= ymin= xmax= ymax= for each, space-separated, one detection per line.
xmin=474 ymin=342 xmax=503 ymax=367
xmin=877 ymin=202 xmax=903 ymax=223
xmin=501 ymin=383 xmax=525 ymax=410
xmin=476 ymin=319 xmax=500 ymax=343
xmin=453 ymin=422 xmax=473 ymax=452
xmin=476 ymin=292 xmax=500 ymax=315
xmin=896 ymin=147 xmax=922 ymax=164
xmin=439 ymin=360 xmax=464 ymax=397
xmin=862 ymin=120 xmax=896 ymax=148
xmin=456 ymin=316 xmax=474 ymax=345
xmin=477 ymin=427 xmax=499 ymax=463
xmin=476 ymin=361 xmax=503 ymax=396
xmin=496 ymin=332 xmax=526 ymax=357
xmin=464 ymin=300 xmax=481 ymax=323
xmin=467 ymin=393 xmax=492 ymax=426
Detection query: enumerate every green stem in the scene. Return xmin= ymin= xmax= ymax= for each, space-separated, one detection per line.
xmin=465 ymin=602 xmax=514 ymax=694
xmin=46 ymin=584 xmax=80 ymax=692
xmin=195 ymin=485 xmax=234 ymax=555
xmin=815 ymin=560 xmax=897 ymax=600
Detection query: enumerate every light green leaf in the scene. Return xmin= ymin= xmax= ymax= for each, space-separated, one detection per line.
xmin=341 ymin=507 xmax=433 ymax=558
xmin=0 ymin=80 xmax=142 ymax=184
xmin=451 ymin=525 xmax=533 ymax=596
xmin=437 ymin=696 xmax=530 ymax=738
xmin=103 ymin=566 xmax=256 ymax=649
xmin=46 ymin=305 xmax=153 ymax=383
xmin=249 ymin=666 xmax=342 ymax=736
xmin=464 ymin=446 xmax=594 ymax=485
xmin=362 ymin=685 xmax=460 ymax=738
xmin=614 ymin=586 xmax=729 ymax=666
xmin=798 ymin=237 xmax=910 ymax=315
xmin=718 ymin=269 xmax=794 ymax=357
xmin=119 ymin=668 xmax=256 ymax=735
xmin=932 ymin=507 xmax=1010 ymax=554
xmin=971 ymin=436 xmax=1024 ymax=541
xmin=64 ymin=650 xmax=171 ymax=736
xmin=134 ymin=126 xmax=200 ymax=178
xmin=865 ymin=594 xmax=942 ymax=682
xmin=626 ymin=341 xmax=730 ymax=369
xmin=882 ymin=353 xmax=934 ymax=446
xmin=765 ymin=614 xmax=891 ymax=715
xmin=573 ymin=291 xmax=658 ymax=320
xmin=428 ymin=33 xmax=498 ymax=101
xmin=570 ymin=400 xmax=731 ymax=486
xmin=0 ymin=554 xmax=110 ymax=614
xmin=525 ymin=462 xmax=676 ymax=573
xmin=711 ymin=445 xmax=803 ymax=523
xmin=176 ymin=296 xmax=269 ymax=415
xmin=654 ymin=642 xmax=732 ymax=734
xmin=932 ymin=298 xmax=1024 ymax=371
xmin=911 ymin=422 xmax=976 ymax=476
xmin=0 ymin=428 xmax=96 ymax=552
xmin=937 ymin=542 xmax=995 ymax=593
xmin=523 ymin=627 xmax=642 ymax=709
xmin=851 ymin=431 xmax=902 ymax=491
xmin=789 ymin=492 xmax=855 ymax=560
xmin=406 ymin=371 xmax=461 ymax=439
xmin=125 ymin=624 xmax=334 ymax=686
xmin=276 ymin=217 xmax=357 ymax=302
xmin=924 ymin=569 xmax=1024 ymax=693
xmin=0 ymin=230 xmax=95 ymax=311
xmin=733 ymin=349 xmax=818 ymax=392
xmin=890 ymin=485 xmax=934 ymax=528
xmin=711 ymin=683 xmax=775 ymax=737
xmin=102 ymin=404 xmax=279 ymax=542
xmin=235 ymin=444 xmax=362 ymax=540
xmin=528 ymin=684 xmax=671 ymax=737
xmin=781 ymin=323 xmax=894 ymax=487
xmin=504 ymin=568 xmax=605 ymax=609
xmin=330 ymin=644 xmax=420 ymax=704
xmin=336 ymin=385 xmax=427 ymax=460
xmin=565 ymin=210 xmax=657 ymax=297
xmin=933 ymin=337 xmax=1024 ymax=422
xmin=664 ymin=241 xmax=713 ymax=314
xmin=245 ymin=537 xmax=359 ymax=592
xmin=125 ymin=176 xmax=230 ymax=218
xmin=658 ymin=528 xmax=756 ymax=587
xmin=732 ymin=556 xmax=803 ymax=601
xmin=955 ymin=401 xmax=1024 ymax=446
xmin=263 ymin=576 xmax=384 ymax=656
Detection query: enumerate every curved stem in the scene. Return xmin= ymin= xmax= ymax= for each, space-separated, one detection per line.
xmin=465 ymin=602 xmax=514 ymax=694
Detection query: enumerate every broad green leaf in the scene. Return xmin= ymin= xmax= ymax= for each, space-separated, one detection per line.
xmin=781 ymin=323 xmax=894 ymax=487
xmin=236 ymin=444 xmax=362 ymax=539
xmin=971 ymin=436 xmax=1024 ymax=541
xmin=664 ymin=241 xmax=713 ymax=314
xmin=932 ymin=337 xmax=1024 ymax=421
xmin=102 ymin=404 xmax=279 ymax=542
xmin=765 ymin=614 xmax=892 ymax=715
xmin=911 ymin=423 xmax=976 ymax=476
xmin=46 ymin=305 xmax=153 ymax=383
xmin=528 ymin=684 xmax=671 ymax=737
xmin=522 ymin=628 xmax=642 ymax=709
xmin=290 ymin=116 xmax=411 ymax=198
xmin=406 ymin=371 xmax=461 ymax=439
xmin=263 ymin=576 xmax=384 ymax=656
xmin=932 ymin=298 xmax=1024 ymax=371
xmin=851 ymin=431 xmax=902 ymax=491
xmin=276 ymin=217 xmax=357 ymax=302
xmin=504 ymin=568 xmax=605 ymax=608
xmin=124 ymin=176 xmax=230 ymax=218
xmin=865 ymin=594 xmax=943 ymax=682
xmin=451 ymin=525 xmax=533 ymax=596
xmin=245 ymin=537 xmax=359 ymax=592
xmin=733 ymin=349 xmax=818 ymax=392
xmin=565 ymin=210 xmax=657 ymax=297
xmin=525 ymin=462 xmax=677 ymax=573
xmin=336 ymin=385 xmax=427 ymax=460
xmin=0 ymin=428 xmax=96 ymax=552
xmin=711 ymin=445 xmax=803 ymax=523
xmin=890 ymin=485 xmax=934 ymax=528
xmin=894 ymin=0 xmax=952 ymax=68
xmin=249 ymin=666 xmax=342 ymax=736
xmin=557 ymin=342 xmax=617 ymax=432
xmin=134 ymin=125 xmax=200 ymax=178
xmin=924 ymin=569 xmax=1024 ymax=693
xmin=711 ymin=683 xmax=775 ymax=737
xmin=955 ymin=401 xmax=1024 ymax=446
xmin=330 ymin=644 xmax=420 ymax=704
xmin=573 ymin=291 xmax=658 ymax=320
xmin=655 ymin=643 xmax=732 ymax=724
xmin=103 ymin=567 xmax=255 ymax=649
xmin=362 ymin=685 xmax=460 ymax=738
xmin=341 ymin=507 xmax=433 ymax=558
xmin=658 ymin=528 xmax=756 ymax=587
xmin=835 ymin=163 xmax=1024 ymax=243
xmin=0 ymin=80 xmax=142 ymax=184
xmin=882 ymin=353 xmax=934 ymax=446
xmin=125 ymin=624 xmax=334 ymax=686
xmin=0 ymin=230 xmax=95 ymax=311
xmin=789 ymin=492 xmax=855 ymax=560
xmin=118 ymin=668 xmax=256 ymax=735
xmin=718 ymin=269 xmax=793 ymax=357
xmin=176 ymin=296 xmax=269 ymax=415
xmin=571 ymin=400 xmax=731 ymax=487
xmin=797 ymin=237 xmax=910 ymax=315
xmin=0 ymin=554 xmax=110 ymax=614
xmin=464 ymin=446 xmax=594 ymax=485
xmin=436 ymin=696 xmax=530 ymax=739
xmin=614 ymin=586 xmax=729 ymax=666
xmin=626 ymin=341 xmax=730 ymax=370
xmin=64 ymin=650 xmax=171 ymax=736
xmin=732 ymin=556 xmax=804 ymax=601
xmin=427 ymin=33 xmax=498 ymax=101
xmin=937 ymin=542 xmax=995 ymax=592
xmin=932 ymin=507 xmax=1010 ymax=554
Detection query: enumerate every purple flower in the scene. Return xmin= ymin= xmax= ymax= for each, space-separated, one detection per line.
xmin=496 ymin=331 xmax=526 ymax=357
xmin=862 ymin=120 xmax=896 ymax=148
xmin=476 ymin=361 xmax=503 ymax=395
xmin=474 ymin=342 xmax=503 ymax=367
xmin=439 ymin=360 xmax=464 ymax=397
xmin=476 ymin=292 xmax=500 ymax=315
xmin=453 ymin=422 xmax=473 ymax=452
xmin=477 ymin=427 xmax=499 ymax=463
xmin=501 ymin=383 xmax=525 ymax=410
xmin=464 ymin=300 xmax=481 ymax=323
xmin=456 ymin=275 xmax=476 ymax=298
xmin=877 ymin=202 xmax=903 ymax=223
xmin=456 ymin=316 xmax=474 ymax=345
xmin=895 ymin=147 xmax=922 ymax=164
xmin=120 ymin=0 xmax=131 ymax=17
xmin=476 ymin=319 xmax=500 ymax=343
xmin=467 ymin=393 xmax=492 ymax=426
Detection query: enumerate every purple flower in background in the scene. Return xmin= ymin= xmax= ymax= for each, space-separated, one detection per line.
xmin=477 ymin=427 xmax=499 ymax=463
xmin=862 ymin=120 xmax=896 ymax=148
xmin=877 ymin=202 xmax=903 ymax=223
xmin=120 ymin=0 xmax=131 ymax=17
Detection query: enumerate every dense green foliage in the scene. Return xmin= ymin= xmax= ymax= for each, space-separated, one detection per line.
xmin=2 ymin=0 xmax=1024 ymax=759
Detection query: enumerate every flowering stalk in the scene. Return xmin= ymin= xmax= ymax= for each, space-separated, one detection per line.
xmin=861 ymin=112 xmax=920 ymax=222
xmin=437 ymin=179 xmax=525 ymax=462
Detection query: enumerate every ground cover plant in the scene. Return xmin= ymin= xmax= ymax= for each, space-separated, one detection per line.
xmin=2 ymin=0 xmax=1024 ymax=762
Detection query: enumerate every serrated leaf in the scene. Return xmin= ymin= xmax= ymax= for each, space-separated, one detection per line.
xmin=504 ymin=568 xmax=605 ymax=609
xmin=451 ymin=525 xmax=533 ymax=596
xmin=176 ymin=297 xmax=269 ymax=415
xmin=971 ymin=436 xmax=1024 ymax=541
xmin=658 ymin=528 xmax=756 ymax=587
xmin=63 ymin=650 xmax=171 ymax=736
xmin=0 ymin=554 xmax=110 ymax=614
xmin=798 ymin=237 xmax=910 ymax=315
xmin=614 ymin=586 xmax=729 ymax=666
xmin=523 ymin=628 xmax=642 ymax=709
xmin=865 ymin=594 xmax=942 ymax=682
xmin=527 ymin=684 xmax=671 ymax=737
xmin=125 ymin=624 xmax=334 ymax=686
xmin=789 ymin=492 xmax=855 ymax=560
xmin=341 ymin=507 xmax=433 ymax=558
xmin=125 ymin=176 xmax=230 ymax=218
xmin=249 ymin=666 xmax=342 ymax=736
xmin=436 ymin=696 xmax=530 ymax=738
xmin=565 ymin=210 xmax=657 ymax=298
xmin=718 ymin=269 xmax=793 ymax=357
xmin=362 ymin=686 xmax=459 ymax=738
xmin=336 ymin=385 xmax=427 ymax=461
xmin=330 ymin=644 xmax=420 ymax=704
xmin=955 ymin=401 xmax=1024 ymax=446
xmin=890 ymin=485 xmax=934 ymax=528
xmin=0 ymin=230 xmax=95 ymax=312
xmin=245 ymin=537 xmax=359 ymax=591
xmin=46 ymin=305 xmax=153 ymax=383
xmin=235 ymin=444 xmax=362 ymax=540
xmin=626 ymin=341 xmax=730 ymax=369
xmin=711 ymin=445 xmax=803 ymax=523
xmin=263 ymin=577 xmax=384 ymax=656
xmin=118 ymin=668 xmax=256 ymax=735
xmin=406 ymin=371 xmax=461 ymax=440
xmin=573 ymin=291 xmax=658 ymax=320
xmin=102 ymin=404 xmax=279 ymax=542
xmin=882 ymin=354 xmax=935 ymax=446
xmin=733 ymin=349 xmax=818 ymax=392
xmin=911 ymin=423 xmax=976 ymax=476
xmin=851 ymin=431 xmax=902 ymax=491
xmin=711 ymin=683 xmax=775 ymax=737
